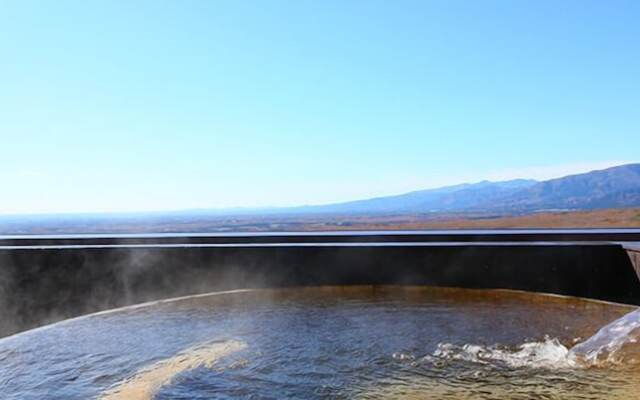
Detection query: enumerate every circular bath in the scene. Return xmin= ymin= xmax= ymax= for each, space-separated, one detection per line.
xmin=1 ymin=286 xmax=639 ymax=399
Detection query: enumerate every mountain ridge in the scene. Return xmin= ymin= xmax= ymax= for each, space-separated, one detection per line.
xmin=277 ymin=163 xmax=640 ymax=216
xmin=1 ymin=164 xmax=639 ymax=220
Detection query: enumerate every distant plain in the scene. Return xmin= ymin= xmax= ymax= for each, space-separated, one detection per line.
xmin=1 ymin=208 xmax=639 ymax=235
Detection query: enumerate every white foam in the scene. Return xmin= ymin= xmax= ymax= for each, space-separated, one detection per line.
xmin=430 ymin=308 xmax=640 ymax=370
xmin=431 ymin=337 xmax=576 ymax=369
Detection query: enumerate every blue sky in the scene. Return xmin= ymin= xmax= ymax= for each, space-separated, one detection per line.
xmin=1 ymin=1 xmax=638 ymax=214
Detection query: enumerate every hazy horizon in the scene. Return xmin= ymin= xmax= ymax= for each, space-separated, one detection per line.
xmin=2 ymin=1 xmax=639 ymax=215
xmin=0 ymin=161 xmax=636 ymax=217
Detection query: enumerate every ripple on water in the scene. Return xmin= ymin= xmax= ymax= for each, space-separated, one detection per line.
xmin=0 ymin=286 xmax=639 ymax=400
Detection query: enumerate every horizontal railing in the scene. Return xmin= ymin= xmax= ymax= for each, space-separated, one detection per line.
xmin=2 ymin=228 xmax=640 ymax=247
xmin=1 ymin=229 xmax=639 ymax=338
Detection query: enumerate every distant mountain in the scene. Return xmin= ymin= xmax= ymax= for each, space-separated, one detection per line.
xmin=275 ymin=163 xmax=640 ymax=215
xmin=3 ymin=164 xmax=639 ymax=225
xmin=483 ymin=163 xmax=640 ymax=212
xmin=284 ymin=179 xmax=538 ymax=215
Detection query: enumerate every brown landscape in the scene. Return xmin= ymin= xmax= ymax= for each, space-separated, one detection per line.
xmin=313 ymin=208 xmax=640 ymax=231
xmin=4 ymin=208 xmax=639 ymax=235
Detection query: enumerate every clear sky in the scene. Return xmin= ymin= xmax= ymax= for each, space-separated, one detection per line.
xmin=1 ymin=1 xmax=638 ymax=214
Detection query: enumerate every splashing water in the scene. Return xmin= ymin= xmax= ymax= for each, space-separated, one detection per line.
xmin=2 ymin=286 xmax=640 ymax=399
xmin=430 ymin=337 xmax=575 ymax=369
xmin=570 ymin=308 xmax=640 ymax=366
xmin=431 ymin=308 xmax=640 ymax=370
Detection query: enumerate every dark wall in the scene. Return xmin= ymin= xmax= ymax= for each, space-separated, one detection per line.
xmin=1 ymin=243 xmax=639 ymax=338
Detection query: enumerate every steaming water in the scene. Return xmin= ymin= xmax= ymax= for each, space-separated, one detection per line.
xmin=0 ymin=286 xmax=639 ymax=399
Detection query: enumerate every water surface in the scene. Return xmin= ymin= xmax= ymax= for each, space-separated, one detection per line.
xmin=0 ymin=286 xmax=638 ymax=399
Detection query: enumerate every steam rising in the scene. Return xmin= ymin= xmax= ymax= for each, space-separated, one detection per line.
xmin=0 ymin=245 xmax=273 ymax=338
